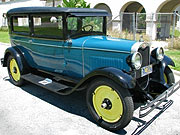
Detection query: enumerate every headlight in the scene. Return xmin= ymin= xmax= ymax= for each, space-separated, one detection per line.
xmin=131 ymin=52 xmax=142 ymax=70
xmin=156 ymin=47 xmax=164 ymax=61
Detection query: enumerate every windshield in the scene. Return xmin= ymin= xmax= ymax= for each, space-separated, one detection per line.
xmin=67 ymin=16 xmax=105 ymax=38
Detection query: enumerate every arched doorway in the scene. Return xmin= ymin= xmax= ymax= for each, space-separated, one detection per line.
xmin=157 ymin=0 xmax=180 ymax=13
xmin=120 ymin=1 xmax=146 ymax=36
xmin=156 ymin=0 xmax=180 ymax=39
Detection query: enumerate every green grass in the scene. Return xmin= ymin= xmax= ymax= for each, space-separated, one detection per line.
xmin=165 ymin=49 xmax=180 ymax=71
xmin=0 ymin=31 xmax=10 ymax=43
xmin=174 ymin=29 xmax=180 ymax=37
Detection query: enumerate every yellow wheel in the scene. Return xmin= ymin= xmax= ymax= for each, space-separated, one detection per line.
xmin=7 ymin=56 xmax=24 ymax=86
xmin=164 ymin=73 xmax=168 ymax=84
xmin=93 ymin=85 xmax=123 ymax=123
xmin=86 ymin=78 xmax=134 ymax=131
xmin=9 ymin=58 xmax=21 ymax=81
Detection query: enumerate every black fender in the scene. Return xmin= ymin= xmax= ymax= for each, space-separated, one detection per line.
xmin=75 ymin=67 xmax=136 ymax=90
xmin=151 ymin=55 xmax=175 ymax=87
xmin=160 ymin=55 xmax=175 ymax=84
xmin=161 ymin=55 xmax=175 ymax=69
xmin=59 ymin=67 xmax=136 ymax=95
xmin=3 ymin=46 xmax=29 ymax=74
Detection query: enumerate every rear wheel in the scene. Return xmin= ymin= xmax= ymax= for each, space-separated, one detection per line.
xmin=7 ymin=55 xmax=24 ymax=86
xmin=86 ymin=78 xmax=134 ymax=131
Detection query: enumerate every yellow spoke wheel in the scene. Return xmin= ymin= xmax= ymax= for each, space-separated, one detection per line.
xmin=93 ymin=85 xmax=123 ymax=123
xmin=7 ymin=56 xmax=24 ymax=86
xmin=9 ymin=58 xmax=21 ymax=81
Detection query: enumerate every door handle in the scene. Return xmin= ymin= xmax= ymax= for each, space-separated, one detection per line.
xmin=66 ymin=39 xmax=72 ymax=47
xmin=29 ymin=40 xmax=33 ymax=43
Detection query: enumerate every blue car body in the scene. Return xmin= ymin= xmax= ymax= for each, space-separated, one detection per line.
xmin=11 ymin=35 xmax=136 ymax=79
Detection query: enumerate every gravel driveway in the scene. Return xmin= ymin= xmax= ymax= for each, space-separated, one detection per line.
xmin=0 ymin=43 xmax=180 ymax=135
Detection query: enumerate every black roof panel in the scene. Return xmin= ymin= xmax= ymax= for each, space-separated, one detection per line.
xmin=7 ymin=7 xmax=110 ymax=16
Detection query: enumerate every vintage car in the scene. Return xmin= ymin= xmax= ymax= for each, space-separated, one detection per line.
xmin=1 ymin=7 xmax=180 ymax=131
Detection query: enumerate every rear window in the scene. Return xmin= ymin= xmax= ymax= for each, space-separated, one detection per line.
xmin=12 ymin=16 xmax=29 ymax=34
xmin=33 ymin=15 xmax=63 ymax=39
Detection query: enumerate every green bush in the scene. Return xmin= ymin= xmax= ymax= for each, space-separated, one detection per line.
xmin=0 ymin=26 xmax=8 ymax=32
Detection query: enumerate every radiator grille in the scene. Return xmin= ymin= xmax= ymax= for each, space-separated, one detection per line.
xmin=135 ymin=46 xmax=150 ymax=79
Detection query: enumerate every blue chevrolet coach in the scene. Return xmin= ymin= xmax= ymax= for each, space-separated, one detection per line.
xmin=1 ymin=7 xmax=180 ymax=131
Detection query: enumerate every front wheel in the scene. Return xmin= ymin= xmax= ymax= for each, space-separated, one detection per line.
xmin=86 ymin=78 xmax=134 ymax=131
xmin=7 ymin=55 xmax=24 ymax=86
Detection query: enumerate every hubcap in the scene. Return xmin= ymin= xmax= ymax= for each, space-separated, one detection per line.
xmin=93 ymin=85 xmax=123 ymax=123
xmin=13 ymin=67 xmax=17 ymax=74
xmin=9 ymin=58 xmax=20 ymax=81
xmin=101 ymin=98 xmax=112 ymax=110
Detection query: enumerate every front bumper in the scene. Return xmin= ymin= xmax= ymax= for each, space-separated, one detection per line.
xmin=139 ymin=80 xmax=180 ymax=118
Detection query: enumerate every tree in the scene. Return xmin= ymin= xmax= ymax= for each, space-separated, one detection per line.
xmin=58 ymin=0 xmax=90 ymax=8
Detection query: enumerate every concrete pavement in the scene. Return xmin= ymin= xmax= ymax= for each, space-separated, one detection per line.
xmin=0 ymin=43 xmax=180 ymax=135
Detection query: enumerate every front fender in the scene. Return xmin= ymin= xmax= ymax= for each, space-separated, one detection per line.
xmin=160 ymin=55 xmax=175 ymax=85
xmin=161 ymin=55 xmax=175 ymax=70
xmin=151 ymin=55 xmax=175 ymax=87
xmin=76 ymin=67 xmax=136 ymax=90
xmin=3 ymin=46 xmax=29 ymax=74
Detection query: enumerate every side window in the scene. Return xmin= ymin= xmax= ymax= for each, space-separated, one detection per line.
xmin=12 ymin=16 xmax=29 ymax=34
xmin=67 ymin=17 xmax=77 ymax=31
xmin=33 ymin=15 xmax=63 ymax=39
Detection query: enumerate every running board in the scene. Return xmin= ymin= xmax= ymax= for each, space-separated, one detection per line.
xmin=21 ymin=73 xmax=70 ymax=93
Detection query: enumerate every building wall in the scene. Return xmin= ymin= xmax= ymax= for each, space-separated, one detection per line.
xmin=0 ymin=0 xmax=180 ymax=40
xmin=0 ymin=0 xmax=46 ymax=27
xmin=86 ymin=0 xmax=180 ymax=40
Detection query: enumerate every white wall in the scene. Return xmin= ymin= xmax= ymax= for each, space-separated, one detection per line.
xmin=86 ymin=0 xmax=167 ymax=17
xmin=0 ymin=0 xmax=45 ymax=27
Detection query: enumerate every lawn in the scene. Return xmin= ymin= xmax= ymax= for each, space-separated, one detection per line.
xmin=0 ymin=31 xmax=10 ymax=43
xmin=165 ymin=50 xmax=180 ymax=71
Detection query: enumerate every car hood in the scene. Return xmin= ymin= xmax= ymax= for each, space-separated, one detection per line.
xmin=72 ymin=36 xmax=137 ymax=53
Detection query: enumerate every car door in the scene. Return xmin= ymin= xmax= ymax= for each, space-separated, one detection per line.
xmin=27 ymin=14 xmax=65 ymax=73
xmin=63 ymin=17 xmax=83 ymax=78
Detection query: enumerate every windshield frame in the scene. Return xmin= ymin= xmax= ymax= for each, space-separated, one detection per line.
xmin=65 ymin=15 xmax=107 ymax=39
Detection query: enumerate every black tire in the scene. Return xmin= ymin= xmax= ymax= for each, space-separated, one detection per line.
xmin=164 ymin=66 xmax=175 ymax=86
xmin=7 ymin=55 xmax=24 ymax=86
xmin=86 ymin=77 xmax=134 ymax=131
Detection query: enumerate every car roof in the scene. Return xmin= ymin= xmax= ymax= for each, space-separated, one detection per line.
xmin=7 ymin=7 xmax=110 ymax=17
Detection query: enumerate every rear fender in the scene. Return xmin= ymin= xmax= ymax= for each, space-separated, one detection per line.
xmin=3 ymin=46 xmax=29 ymax=74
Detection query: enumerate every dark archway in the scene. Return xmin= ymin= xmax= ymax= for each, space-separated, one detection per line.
xmin=157 ymin=0 xmax=180 ymax=13
xmin=121 ymin=1 xmax=146 ymax=32
xmin=156 ymin=0 xmax=180 ymax=39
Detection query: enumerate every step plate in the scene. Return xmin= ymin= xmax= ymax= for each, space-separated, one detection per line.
xmin=21 ymin=73 xmax=69 ymax=92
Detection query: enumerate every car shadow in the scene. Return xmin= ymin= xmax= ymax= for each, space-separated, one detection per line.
xmin=3 ymin=78 xmax=174 ymax=135
xmin=20 ymin=82 xmax=128 ymax=134
xmin=131 ymin=100 xmax=173 ymax=135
